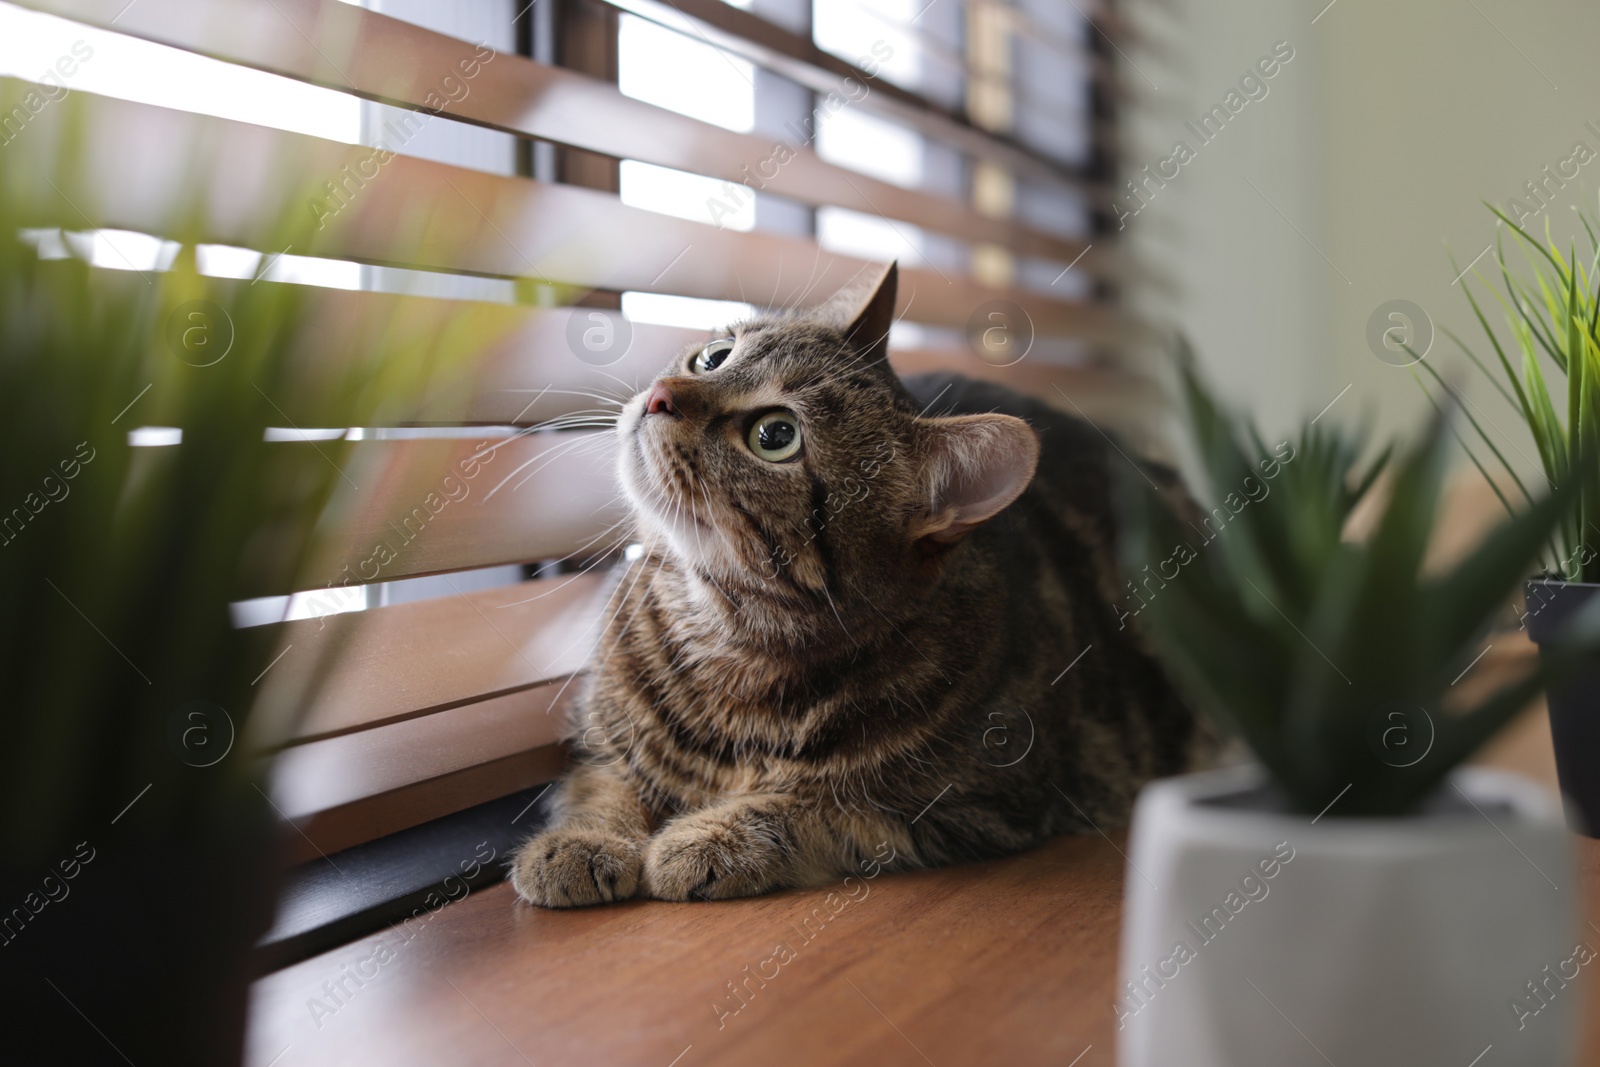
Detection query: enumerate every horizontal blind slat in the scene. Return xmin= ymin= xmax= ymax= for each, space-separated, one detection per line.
xmin=3 ymin=80 xmax=1135 ymax=339
xmin=12 ymin=0 xmax=1106 ymax=269
xmin=97 ymin=270 xmax=1143 ymax=426
xmin=260 ymin=573 xmax=607 ymax=745
xmin=260 ymin=433 xmax=625 ymax=597
xmin=270 ymin=692 xmax=569 ymax=862
xmin=596 ymin=0 xmax=1111 ymax=193
xmin=73 ymin=266 xmax=1155 ymax=429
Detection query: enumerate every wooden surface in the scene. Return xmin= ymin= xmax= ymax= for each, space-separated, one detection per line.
xmin=245 ymin=696 xmax=1600 ymax=1066
xmin=247 ymin=829 xmax=1124 ymax=1066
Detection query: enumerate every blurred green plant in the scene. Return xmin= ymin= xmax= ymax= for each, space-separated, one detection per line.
xmin=0 ymin=87 xmax=504 ymax=866
xmin=0 ymin=70 xmax=521 ymax=1062
xmin=1117 ymin=351 xmax=1600 ymax=817
xmin=1429 ymin=197 xmax=1600 ymax=583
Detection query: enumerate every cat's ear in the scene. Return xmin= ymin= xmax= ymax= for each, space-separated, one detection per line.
xmin=816 ymin=261 xmax=897 ymax=363
xmin=912 ymin=414 xmax=1039 ymax=544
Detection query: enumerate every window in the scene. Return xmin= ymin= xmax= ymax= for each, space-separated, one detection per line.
xmin=1 ymin=0 xmax=1133 ymax=960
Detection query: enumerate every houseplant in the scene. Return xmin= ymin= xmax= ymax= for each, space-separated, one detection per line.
xmin=0 ymin=90 xmax=492 ymax=1063
xmin=1111 ymin=358 xmax=1600 ymax=1066
xmin=1437 ymin=201 xmax=1600 ymax=834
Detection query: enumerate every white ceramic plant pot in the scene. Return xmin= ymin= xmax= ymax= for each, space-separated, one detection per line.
xmin=1116 ymin=765 xmax=1581 ymax=1067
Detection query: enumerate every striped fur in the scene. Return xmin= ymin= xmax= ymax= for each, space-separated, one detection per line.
xmin=511 ymin=264 xmax=1209 ymax=906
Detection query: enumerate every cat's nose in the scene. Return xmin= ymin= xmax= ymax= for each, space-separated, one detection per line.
xmin=644 ymin=381 xmax=680 ymax=418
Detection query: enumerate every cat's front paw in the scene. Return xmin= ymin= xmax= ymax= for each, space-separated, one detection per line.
xmin=510 ymin=828 xmax=642 ymax=908
xmin=642 ymin=808 xmax=788 ymax=901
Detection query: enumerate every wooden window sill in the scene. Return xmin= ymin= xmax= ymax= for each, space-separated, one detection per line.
xmin=245 ymin=699 xmax=1600 ymax=1067
xmin=247 ymin=831 xmax=1126 ymax=1066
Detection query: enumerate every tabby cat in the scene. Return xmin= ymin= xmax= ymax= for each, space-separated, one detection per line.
xmin=510 ymin=263 xmax=1210 ymax=907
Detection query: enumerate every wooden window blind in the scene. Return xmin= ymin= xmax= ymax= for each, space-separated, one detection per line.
xmin=4 ymin=0 xmax=1144 ymax=864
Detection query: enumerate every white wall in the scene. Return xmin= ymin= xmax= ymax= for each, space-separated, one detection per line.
xmin=1124 ymin=0 xmax=1600 ymax=467
xmin=1122 ymin=0 xmax=1331 ymax=443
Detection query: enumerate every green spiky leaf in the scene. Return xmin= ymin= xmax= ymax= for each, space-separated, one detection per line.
xmin=1118 ymin=356 xmax=1600 ymax=817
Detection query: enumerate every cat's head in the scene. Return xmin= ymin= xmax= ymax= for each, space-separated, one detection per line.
xmin=617 ymin=263 xmax=1039 ymax=634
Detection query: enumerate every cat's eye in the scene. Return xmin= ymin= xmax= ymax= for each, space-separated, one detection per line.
xmin=691 ymin=338 xmax=735 ymax=374
xmin=747 ymin=411 xmax=802 ymax=462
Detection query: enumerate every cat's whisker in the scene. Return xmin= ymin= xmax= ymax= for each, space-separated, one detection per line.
xmin=782 ymin=316 xmax=897 ymax=405
xmin=494 ymin=526 xmax=634 ymax=607
xmin=589 ymin=368 xmax=643 ymax=401
xmin=667 ymin=479 xmax=689 ymax=549
xmin=497 ymin=555 xmax=617 ymax=609
xmin=774 ymin=243 xmax=823 ymax=319
xmin=483 ymin=432 xmax=611 ymax=500
xmin=503 ymin=434 xmax=617 ymax=496
xmin=597 ymin=530 xmax=670 ymax=663
xmin=496 ymin=388 xmax=627 ymax=422
xmin=532 ymin=404 xmax=624 ymax=418
xmin=538 ymin=658 xmax=591 ymax=718
xmin=502 ymin=419 xmax=620 ymax=438
xmin=588 ymin=488 xmax=629 ymax=519
xmin=536 ymin=531 xmax=656 ymax=680
xmin=786 ymin=252 xmax=832 ymax=317
xmin=797 ymin=247 xmax=841 ymax=314
xmin=483 ymin=432 xmax=602 ymax=489
xmin=532 ymin=408 xmax=622 ymax=420
xmin=765 ymin=257 xmax=783 ymax=316
xmin=518 ymin=420 xmax=621 ymax=436
xmin=684 ymin=480 xmax=739 ymax=609
xmin=474 ymin=417 xmax=617 ymax=462
xmin=519 ymin=387 xmax=628 ymax=408
xmin=684 ymin=484 xmax=706 ymax=554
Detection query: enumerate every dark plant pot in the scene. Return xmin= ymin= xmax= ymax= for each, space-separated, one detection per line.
xmin=1525 ymin=578 xmax=1600 ymax=837
xmin=0 ymin=794 xmax=283 ymax=1065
